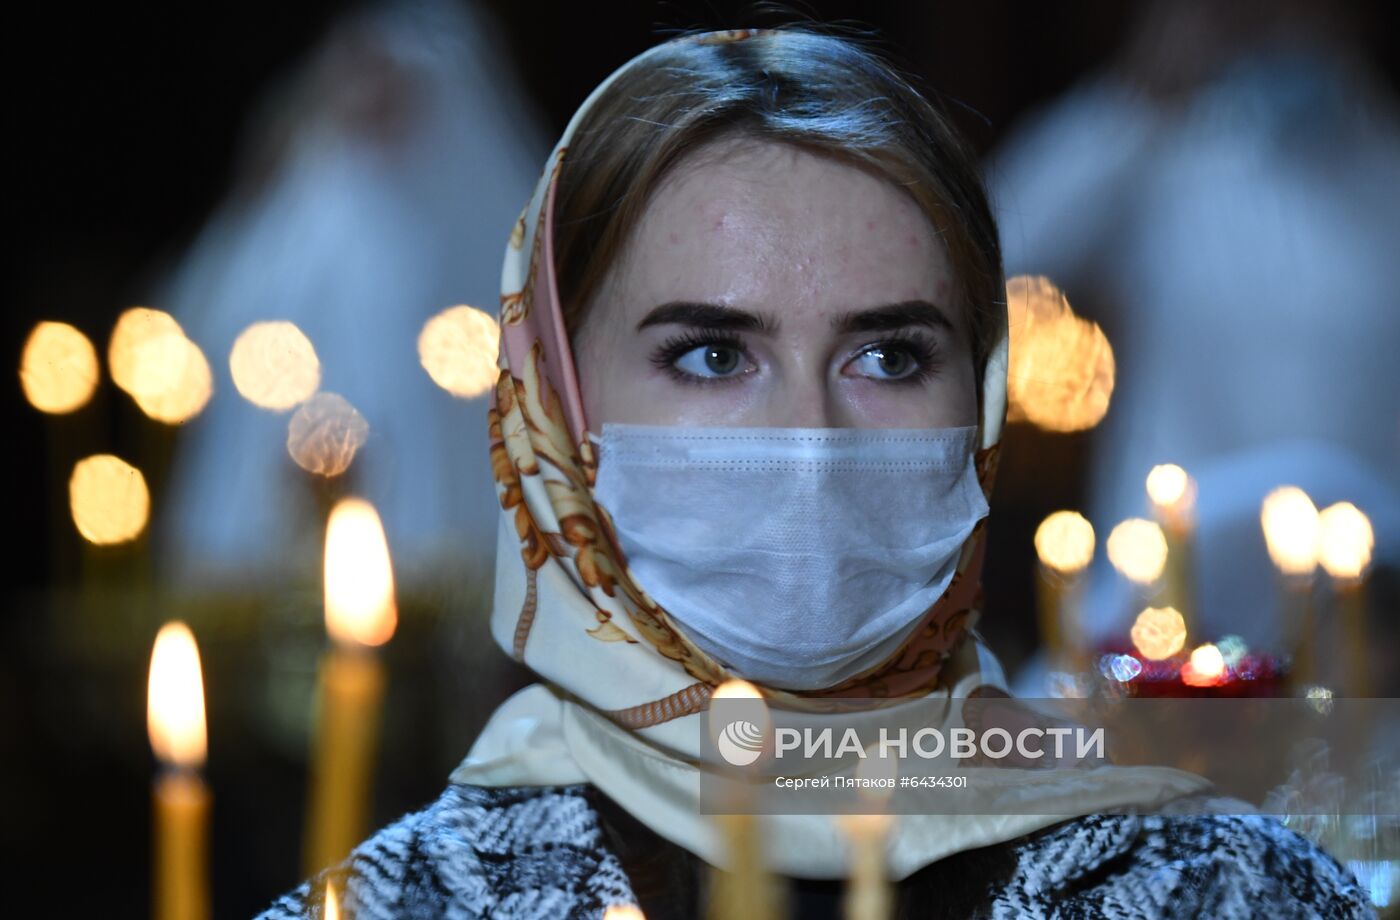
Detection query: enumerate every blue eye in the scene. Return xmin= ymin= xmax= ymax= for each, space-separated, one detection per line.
xmin=650 ymin=332 xmax=753 ymax=385
xmin=849 ymin=332 xmax=941 ymax=384
xmin=674 ymin=343 xmax=744 ymax=378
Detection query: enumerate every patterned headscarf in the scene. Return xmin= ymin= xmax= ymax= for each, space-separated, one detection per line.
xmin=488 ymin=26 xmax=1004 ymax=722
xmin=456 ymin=28 xmax=1209 ymax=879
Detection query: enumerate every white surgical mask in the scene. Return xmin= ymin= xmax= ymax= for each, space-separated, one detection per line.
xmin=588 ymin=423 xmax=989 ymax=691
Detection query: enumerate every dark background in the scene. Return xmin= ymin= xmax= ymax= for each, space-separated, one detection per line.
xmin=5 ymin=2 xmax=1396 ymax=916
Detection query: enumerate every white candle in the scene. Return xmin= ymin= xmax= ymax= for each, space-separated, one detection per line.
xmin=147 ymin=621 xmax=211 ymax=920
xmin=303 ymin=497 xmax=398 ymax=875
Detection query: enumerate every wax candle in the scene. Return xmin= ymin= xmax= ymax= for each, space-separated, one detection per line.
xmin=1260 ymin=486 xmax=1321 ymax=690
xmin=839 ymin=813 xmax=894 ymax=920
xmin=303 ymin=497 xmax=398 ymax=876
xmin=1147 ymin=464 xmax=1198 ymax=636
xmin=147 ymin=621 xmax=211 ymax=920
xmin=706 ymin=680 xmax=782 ymax=920
xmin=1033 ymin=511 xmax=1095 ymax=672
xmin=1319 ymin=502 xmax=1375 ymax=698
xmin=838 ymin=745 xmax=898 ymax=920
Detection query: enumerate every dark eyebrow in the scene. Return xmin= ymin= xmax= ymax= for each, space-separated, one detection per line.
xmin=635 ymin=299 xmax=955 ymax=336
xmin=828 ymin=300 xmax=956 ymax=336
xmin=636 ymin=301 xmax=779 ymax=334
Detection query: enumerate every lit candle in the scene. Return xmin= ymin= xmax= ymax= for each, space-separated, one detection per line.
xmin=839 ymin=745 xmax=899 ymax=920
xmin=603 ymin=906 xmax=647 ymax=920
xmin=1180 ymin=642 xmax=1227 ymax=688
xmin=1146 ymin=464 xmax=1198 ymax=635
xmin=1319 ymin=502 xmax=1375 ymax=698
xmin=1033 ymin=511 xmax=1095 ymax=672
xmin=706 ymin=680 xmax=782 ymax=920
xmin=1260 ymin=486 xmax=1321 ymax=689
xmin=303 ymin=497 xmax=398 ymax=875
xmin=147 ymin=621 xmax=211 ymax=920
xmin=325 ymin=879 xmax=340 ymax=920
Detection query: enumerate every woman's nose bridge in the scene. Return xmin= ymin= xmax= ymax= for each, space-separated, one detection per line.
xmin=769 ymin=368 xmax=842 ymax=428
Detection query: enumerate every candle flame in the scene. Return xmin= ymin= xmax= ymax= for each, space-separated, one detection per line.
xmin=1146 ymin=464 xmax=1196 ymax=526
xmin=1182 ymin=643 xmax=1227 ymax=687
xmin=1318 ymin=502 xmax=1374 ymax=580
xmin=1130 ymin=606 xmax=1187 ymax=661
xmin=418 ymin=305 xmax=501 ymax=398
xmin=19 ymin=321 xmax=100 ymax=414
xmin=147 ymin=621 xmax=207 ymax=768
xmin=325 ymin=880 xmax=340 ymax=920
xmin=1005 ymin=275 xmax=1115 ymax=432
xmin=713 ymin=679 xmax=763 ymax=702
xmin=602 ymin=907 xmax=646 ymax=920
xmin=69 ymin=453 xmax=150 ymax=545
xmin=1260 ymin=486 xmax=1320 ymax=577
xmin=230 ymin=320 xmax=321 ymax=411
xmin=324 ymin=497 xmax=397 ymax=647
xmin=287 ymin=392 xmax=370 ymax=477
xmin=1034 ymin=510 xmax=1095 ymax=574
xmin=1106 ymin=518 xmax=1169 ymax=584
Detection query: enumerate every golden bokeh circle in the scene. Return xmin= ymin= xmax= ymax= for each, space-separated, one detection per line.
xmin=1034 ymin=510 xmax=1096 ymax=574
xmin=1106 ymin=517 xmax=1169 ymax=584
xmin=229 ymin=320 xmax=321 ymax=411
xmin=130 ymin=335 xmax=213 ymax=424
xmin=287 ymin=392 xmax=369 ymax=477
xmin=69 ymin=454 xmax=150 ymax=545
xmin=19 ymin=321 xmax=100 ymax=414
xmin=418 ymin=305 xmax=501 ymax=398
xmin=1006 ymin=276 xmax=1115 ymax=432
xmin=1130 ymin=606 xmax=1187 ymax=661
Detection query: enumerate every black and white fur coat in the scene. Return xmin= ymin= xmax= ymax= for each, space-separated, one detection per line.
xmin=255 ymin=780 xmax=1376 ymax=919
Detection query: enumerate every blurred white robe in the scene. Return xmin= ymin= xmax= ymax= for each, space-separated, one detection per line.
xmin=150 ymin=0 xmax=548 ymax=590
xmin=989 ymin=43 xmax=1400 ymax=648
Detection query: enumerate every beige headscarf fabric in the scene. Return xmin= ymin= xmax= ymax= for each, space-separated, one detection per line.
xmin=451 ymin=27 xmax=1210 ymax=880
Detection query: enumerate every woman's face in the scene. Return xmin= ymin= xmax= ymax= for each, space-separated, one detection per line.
xmin=573 ymin=137 xmax=979 ymax=431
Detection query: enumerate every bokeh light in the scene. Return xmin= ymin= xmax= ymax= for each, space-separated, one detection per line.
xmin=229 ymin=320 xmax=321 ymax=411
xmin=130 ymin=335 xmax=213 ymax=424
xmin=1106 ymin=518 xmax=1169 ymax=585
xmin=108 ymin=307 xmax=213 ymax=424
xmin=286 ymin=392 xmax=369 ymax=477
xmin=68 ymin=453 xmax=150 ymax=545
xmin=1034 ymin=510 xmax=1095 ymax=574
xmin=108 ymin=307 xmax=183 ymax=395
xmin=19 ymin=321 xmax=100 ymax=414
xmin=1130 ymin=606 xmax=1187 ymax=661
xmin=1317 ymin=502 xmax=1374 ymax=581
xmin=1182 ymin=643 xmax=1227 ymax=687
xmin=417 ymin=304 xmax=500 ymax=398
xmin=1005 ymin=275 xmax=1115 ymax=432
xmin=1260 ymin=486 xmax=1321 ymax=577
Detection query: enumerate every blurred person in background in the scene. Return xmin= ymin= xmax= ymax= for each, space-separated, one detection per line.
xmin=989 ymin=0 xmax=1400 ymax=674
xmin=150 ymin=0 xmax=547 ymax=593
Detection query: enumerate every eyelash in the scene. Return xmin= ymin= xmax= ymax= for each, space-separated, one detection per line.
xmin=647 ymin=329 xmax=942 ymax=387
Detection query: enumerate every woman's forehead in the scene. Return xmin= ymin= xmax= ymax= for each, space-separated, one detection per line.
xmin=600 ymin=138 xmax=957 ymax=328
